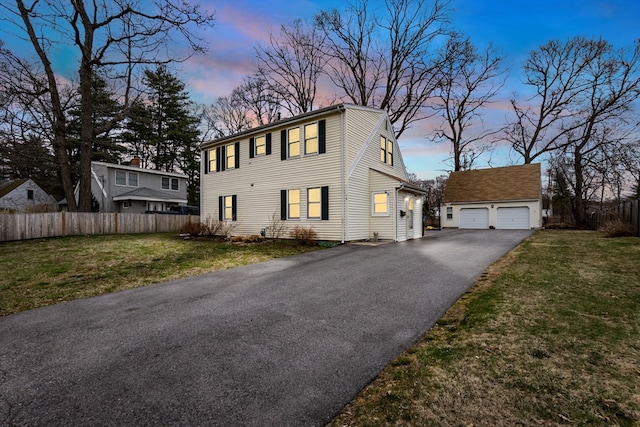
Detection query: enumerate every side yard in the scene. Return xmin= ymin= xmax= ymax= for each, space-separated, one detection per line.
xmin=0 ymin=234 xmax=321 ymax=316
xmin=331 ymin=230 xmax=640 ymax=426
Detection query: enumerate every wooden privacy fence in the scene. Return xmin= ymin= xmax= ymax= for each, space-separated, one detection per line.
xmin=0 ymin=212 xmax=201 ymax=242
xmin=588 ymin=199 xmax=640 ymax=237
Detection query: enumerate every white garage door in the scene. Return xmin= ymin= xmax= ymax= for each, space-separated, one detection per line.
xmin=497 ymin=207 xmax=530 ymax=229
xmin=459 ymin=208 xmax=489 ymax=229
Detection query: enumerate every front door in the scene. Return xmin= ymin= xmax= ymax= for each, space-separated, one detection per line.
xmin=407 ymin=198 xmax=414 ymax=239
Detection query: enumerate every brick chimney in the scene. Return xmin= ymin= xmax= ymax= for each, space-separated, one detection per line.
xmin=130 ymin=157 xmax=141 ymax=168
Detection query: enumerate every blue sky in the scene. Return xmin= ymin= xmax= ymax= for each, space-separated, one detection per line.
xmin=2 ymin=0 xmax=638 ymax=180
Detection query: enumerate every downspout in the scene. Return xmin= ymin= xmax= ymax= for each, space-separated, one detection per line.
xmin=394 ymin=186 xmax=399 ymax=242
xmin=340 ymin=105 xmax=346 ymax=244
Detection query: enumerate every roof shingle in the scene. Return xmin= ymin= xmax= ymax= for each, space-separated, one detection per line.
xmin=443 ymin=164 xmax=541 ymax=203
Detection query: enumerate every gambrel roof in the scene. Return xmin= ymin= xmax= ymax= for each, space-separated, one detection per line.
xmin=443 ymin=164 xmax=541 ymax=203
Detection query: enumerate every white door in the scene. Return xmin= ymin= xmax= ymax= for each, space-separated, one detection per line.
xmin=459 ymin=208 xmax=489 ymax=229
xmin=497 ymin=207 xmax=530 ymax=229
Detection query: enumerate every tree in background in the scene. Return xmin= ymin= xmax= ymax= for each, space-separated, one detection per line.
xmin=1 ymin=0 xmax=214 ymax=211
xmin=429 ymin=33 xmax=505 ymax=171
xmin=255 ymin=19 xmax=326 ymax=115
xmin=316 ymin=0 xmax=450 ymax=137
xmin=507 ymin=37 xmax=640 ymax=225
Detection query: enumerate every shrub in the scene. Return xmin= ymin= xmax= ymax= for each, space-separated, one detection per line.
xmin=289 ymin=226 xmax=317 ymax=245
xmin=230 ymin=235 xmax=244 ymax=243
xmin=201 ymin=215 xmax=224 ymax=237
xmin=265 ymin=211 xmax=287 ymax=239
xmin=179 ymin=221 xmax=203 ymax=236
xmin=244 ymin=235 xmax=264 ymax=243
xmin=601 ymin=219 xmax=634 ymax=238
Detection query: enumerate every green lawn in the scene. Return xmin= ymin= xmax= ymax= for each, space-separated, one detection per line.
xmin=0 ymin=233 xmax=321 ymax=316
xmin=330 ymin=230 xmax=640 ymax=426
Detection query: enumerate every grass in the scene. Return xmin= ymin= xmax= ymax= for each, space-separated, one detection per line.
xmin=0 ymin=233 xmax=322 ymax=316
xmin=330 ymin=230 xmax=640 ymax=426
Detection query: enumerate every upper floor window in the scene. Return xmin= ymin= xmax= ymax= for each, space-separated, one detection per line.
xmin=281 ymin=120 xmax=326 ymax=161
xmin=255 ymin=135 xmax=266 ymax=156
xmin=250 ymin=134 xmax=272 ymax=158
xmin=162 ymin=177 xmax=179 ymax=191
xmin=115 ymin=170 xmax=138 ymax=187
xmin=226 ymin=143 xmax=236 ymax=169
xmin=288 ymin=128 xmax=300 ymax=157
xmin=380 ymin=136 xmax=393 ymax=165
xmin=208 ymin=148 xmax=216 ymax=173
xmin=304 ymin=123 xmax=318 ymax=155
xmin=372 ymin=192 xmax=389 ymax=216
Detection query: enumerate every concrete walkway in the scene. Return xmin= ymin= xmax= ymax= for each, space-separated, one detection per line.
xmin=0 ymin=229 xmax=532 ymax=426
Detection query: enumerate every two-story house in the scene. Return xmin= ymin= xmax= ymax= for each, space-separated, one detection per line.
xmin=200 ymin=104 xmax=424 ymax=242
xmin=90 ymin=160 xmax=188 ymax=213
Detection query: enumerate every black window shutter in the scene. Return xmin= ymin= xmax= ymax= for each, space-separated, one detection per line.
xmin=319 ymin=119 xmax=326 ymax=154
xmin=249 ymin=138 xmax=254 ymax=158
xmin=266 ymin=133 xmax=272 ymax=155
xmin=204 ymin=149 xmax=209 ymax=174
xmin=218 ymin=196 xmax=223 ymax=221
xmin=216 ymin=146 xmax=224 ymax=172
xmin=234 ymin=142 xmax=240 ymax=169
xmin=280 ymin=190 xmax=287 ymax=220
xmin=231 ymin=195 xmax=237 ymax=221
xmin=321 ymin=186 xmax=329 ymax=220
xmin=280 ymin=130 xmax=287 ymax=160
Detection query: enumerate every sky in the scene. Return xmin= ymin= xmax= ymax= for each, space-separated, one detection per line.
xmin=2 ymin=0 xmax=639 ymax=180
xmin=184 ymin=0 xmax=640 ymax=180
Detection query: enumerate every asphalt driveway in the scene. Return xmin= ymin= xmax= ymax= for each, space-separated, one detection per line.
xmin=0 ymin=229 xmax=533 ymax=426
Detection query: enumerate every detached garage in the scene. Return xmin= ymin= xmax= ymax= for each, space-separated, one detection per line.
xmin=441 ymin=164 xmax=542 ymax=230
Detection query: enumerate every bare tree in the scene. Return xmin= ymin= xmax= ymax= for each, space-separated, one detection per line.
xmin=429 ymin=33 xmax=505 ymax=171
xmin=505 ymin=37 xmax=614 ymax=164
xmin=316 ymin=0 xmax=451 ymax=138
xmin=1 ymin=0 xmax=214 ymax=211
xmin=234 ymin=75 xmax=282 ymax=126
xmin=255 ymin=19 xmax=326 ymax=115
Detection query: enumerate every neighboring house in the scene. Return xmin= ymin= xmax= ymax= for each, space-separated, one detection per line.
xmin=441 ymin=164 xmax=542 ymax=230
xmin=200 ymin=103 xmax=425 ymax=242
xmin=90 ymin=160 xmax=188 ymax=213
xmin=0 ymin=178 xmax=57 ymax=212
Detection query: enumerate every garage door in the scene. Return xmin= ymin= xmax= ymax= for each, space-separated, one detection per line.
xmin=459 ymin=208 xmax=489 ymax=229
xmin=497 ymin=207 xmax=530 ymax=229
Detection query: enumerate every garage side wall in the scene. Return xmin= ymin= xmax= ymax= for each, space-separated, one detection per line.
xmin=441 ymin=200 xmax=541 ymax=229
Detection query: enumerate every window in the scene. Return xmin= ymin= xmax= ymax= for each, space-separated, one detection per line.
xmin=288 ymin=127 xmax=300 ymax=157
xmin=380 ymin=136 xmax=393 ymax=165
xmin=255 ymin=135 xmax=266 ymax=156
xmin=307 ymin=188 xmax=321 ymax=219
xmin=446 ymin=207 xmax=453 ymax=220
xmin=123 ymin=201 xmax=132 ymax=209
xmin=27 ymin=189 xmax=34 ymax=200
xmin=304 ymin=123 xmax=318 ymax=155
xmin=219 ymin=195 xmax=237 ymax=221
xmin=372 ymin=192 xmax=389 ymax=216
xmin=226 ymin=143 xmax=236 ymax=169
xmin=288 ymin=189 xmax=300 ymax=219
xmin=115 ymin=170 xmax=138 ymax=187
xmin=116 ymin=170 xmax=127 ymax=186
xmin=208 ymin=148 xmax=216 ymax=173
xmin=407 ymin=198 xmax=414 ymax=230
xmin=162 ymin=177 xmax=179 ymax=191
